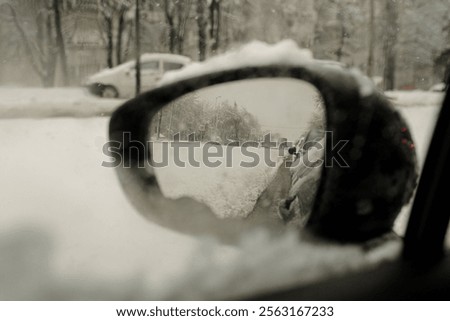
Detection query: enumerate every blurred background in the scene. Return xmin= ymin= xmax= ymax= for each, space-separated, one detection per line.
xmin=0 ymin=0 xmax=448 ymax=90
xmin=0 ymin=0 xmax=448 ymax=300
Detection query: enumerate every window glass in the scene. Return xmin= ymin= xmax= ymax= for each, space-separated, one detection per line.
xmin=0 ymin=0 xmax=447 ymax=300
xmin=140 ymin=61 xmax=159 ymax=71
xmin=163 ymin=61 xmax=184 ymax=71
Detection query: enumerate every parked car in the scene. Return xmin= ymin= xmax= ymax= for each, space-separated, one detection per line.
xmin=85 ymin=53 xmax=191 ymax=98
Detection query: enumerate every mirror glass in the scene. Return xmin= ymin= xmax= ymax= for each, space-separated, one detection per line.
xmin=149 ymin=79 xmax=326 ymax=227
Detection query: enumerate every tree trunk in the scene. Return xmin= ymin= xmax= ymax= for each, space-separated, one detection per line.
xmin=176 ymin=1 xmax=184 ymax=54
xmin=176 ymin=0 xmax=192 ymax=55
xmin=116 ymin=9 xmax=125 ymax=65
xmin=36 ymin=10 xmax=45 ymax=55
xmin=336 ymin=25 xmax=345 ymax=62
xmin=209 ymin=0 xmax=221 ymax=53
xmin=197 ymin=0 xmax=207 ymax=61
xmin=165 ymin=0 xmax=192 ymax=55
xmin=177 ymin=37 xmax=184 ymax=54
xmin=106 ymin=17 xmax=113 ymax=68
xmin=53 ymin=0 xmax=68 ymax=85
xmin=335 ymin=9 xmax=346 ymax=62
xmin=45 ymin=10 xmax=57 ymax=87
xmin=135 ymin=0 xmax=141 ymax=96
xmin=123 ymin=21 xmax=133 ymax=61
xmin=215 ymin=1 xmax=221 ymax=52
xmin=383 ymin=0 xmax=399 ymax=91
xmin=367 ymin=0 xmax=375 ymax=77
xmin=168 ymin=21 xmax=176 ymax=53
xmin=164 ymin=0 xmax=176 ymax=53
xmin=209 ymin=0 xmax=215 ymax=43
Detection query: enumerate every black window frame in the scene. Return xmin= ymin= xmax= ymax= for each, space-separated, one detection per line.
xmin=403 ymin=85 xmax=450 ymax=262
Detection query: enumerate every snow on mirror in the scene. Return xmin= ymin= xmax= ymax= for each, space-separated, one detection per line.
xmin=149 ymin=79 xmax=326 ymax=227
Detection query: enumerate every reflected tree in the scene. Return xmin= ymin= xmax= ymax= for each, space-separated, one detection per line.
xmin=151 ymin=95 xmax=262 ymax=144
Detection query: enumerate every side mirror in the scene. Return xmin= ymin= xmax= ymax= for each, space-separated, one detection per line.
xmin=109 ymin=58 xmax=417 ymax=244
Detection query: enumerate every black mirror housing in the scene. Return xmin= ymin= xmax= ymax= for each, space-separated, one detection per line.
xmin=109 ymin=63 xmax=418 ymax=242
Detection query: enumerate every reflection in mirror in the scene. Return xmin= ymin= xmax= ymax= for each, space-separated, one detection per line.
xmin=149 ymin=79 xmax=326 ymax=228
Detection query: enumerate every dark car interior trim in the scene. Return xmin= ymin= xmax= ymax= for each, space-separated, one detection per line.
xmin=403 ymin=86 xmax=450 ymax=263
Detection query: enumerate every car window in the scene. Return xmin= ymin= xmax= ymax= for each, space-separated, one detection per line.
xmin=139 ymin=61 xmax=160 ymax=71
xmin=0 ymin=0 xmax=448 ymax=300
xmin=163 ymin=61 xmax=184 ymax=72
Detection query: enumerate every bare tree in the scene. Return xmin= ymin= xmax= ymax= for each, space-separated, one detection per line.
xmin=3 ymin=1 xmax=57 ymax=87
xmin=98 ymin=0 xmax=133 ymax=68
xmin=98 ymin=0 xmax=115 ymax=68
xmin=196 ymin=0 xmax=207 ymax=61
xmin=163 ymin=0 xmax=176 ymax=53
xmin=135 ymin=0 xmax=141 ymax=96
xmin=367 ymin=0 xmax=375 ymax=77
xmin=163 ymin=0 xmax=192 ymax=54
xmin=335 ymin=8 xmax=347 ymax=62
xmin=53 ymin=0 xmax=68 ymax=85
xmin=209 ymin=0 xmax=221 ymax=54
xmin=116 ymin=5 xmax=126 ymax=64
xmin=329 ymin=0 xmax=360 ymax=63
xmin=383 ymin=0 xmax=399 ymax=90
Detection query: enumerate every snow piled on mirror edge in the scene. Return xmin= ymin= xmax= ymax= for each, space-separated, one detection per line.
xmin=159 ymin=40 xmax=314 ymax=86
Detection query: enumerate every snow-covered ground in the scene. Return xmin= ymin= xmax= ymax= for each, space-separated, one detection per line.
xmin=0 ymin=87 xmax=123 ymax=118
xmin=153 ymin=142 xmax=282 ymax=219
xmin=0 ymin=116 xmax=204 ymax=299
xmin=0 ymin=87 xmax=445 ymax=300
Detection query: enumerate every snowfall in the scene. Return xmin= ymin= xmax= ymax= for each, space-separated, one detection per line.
xmin=0 ymin=42 xmax=446 ymax=300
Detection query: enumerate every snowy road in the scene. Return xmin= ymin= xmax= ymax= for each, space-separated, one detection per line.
xmin=0 ymin=87 xmax=123 ymax=118
xmin=153 ymin=142 xmax=283 ymax=219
